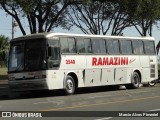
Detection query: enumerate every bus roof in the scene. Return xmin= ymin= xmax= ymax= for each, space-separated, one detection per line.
xmin=11 ymin=32 xmax=155 ymax=42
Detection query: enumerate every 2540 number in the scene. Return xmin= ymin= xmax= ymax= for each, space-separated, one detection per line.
xmin=66 ymin=60 xmax=75 ymax=64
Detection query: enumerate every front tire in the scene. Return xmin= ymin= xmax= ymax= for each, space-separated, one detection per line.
xmin=64 ymin=75 xmax=75 ymax=95
xmin=125 ymin=72 xmax=140 ymax=89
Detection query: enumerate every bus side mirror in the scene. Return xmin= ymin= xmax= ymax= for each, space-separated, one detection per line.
xmin=48 ymin=47 xmax=51 ymax=57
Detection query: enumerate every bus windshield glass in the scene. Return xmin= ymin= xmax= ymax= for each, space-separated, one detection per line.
xmin=8 ymin=39 xmax=47 ymax=72
xmin=8 ymin=42 xmax=24 ymax=72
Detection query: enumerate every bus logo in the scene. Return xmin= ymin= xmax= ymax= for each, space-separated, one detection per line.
xmin=92 ymin=57 xmax=129 ymax=66
xmin=129 ymin=58 xmax=136 ymax=64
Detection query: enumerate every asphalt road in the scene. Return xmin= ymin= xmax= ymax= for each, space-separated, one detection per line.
xmin=0 ymin=84 xmax=160 ymax=120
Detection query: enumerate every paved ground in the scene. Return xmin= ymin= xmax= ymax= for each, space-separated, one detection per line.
xmin=0 ymin=79 xmax=8 ymax=97
xmin=0 ymin=84 xmax=160 ymax=120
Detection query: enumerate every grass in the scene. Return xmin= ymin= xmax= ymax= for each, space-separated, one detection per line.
xmin=0 ymin=67 xmax=8 ymax=80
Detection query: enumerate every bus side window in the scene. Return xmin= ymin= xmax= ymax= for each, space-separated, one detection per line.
xmin=120 ymin=40 xmax=132 ymax=54
xmin=139 ymin=41 xmax=144 ymax=54
xmin=60 ymin=38 xmax=69 ymax=53
xmin=60 ymin=37 xmax=76 ymax=53
xmin=107 ymin=40 xmax=120 ymax=54
xmin=76 ymin=38 xmax=85 ymax=53
xmin=51 ymin=47 xmax=60 ymax=60
xmin=91 ymin=39 xmax=106 ymax=54
xmin=68 ymin=38 xmax=76 ymax=53
xmin=48 ymin=47 xmax=60 ymax=68
xmin=144 ymin=41 xmax=156 ymax=55
xmin=48 ymin=40 xmax=60 ymax=68
xmin=132 ymin=40 xmax=144 ymax=54
xmin=84 ymin=38 xmax=92 ymax=53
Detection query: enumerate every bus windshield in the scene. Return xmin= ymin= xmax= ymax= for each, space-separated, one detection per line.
xmin=8 ymin=39 xmax=47 ymax=72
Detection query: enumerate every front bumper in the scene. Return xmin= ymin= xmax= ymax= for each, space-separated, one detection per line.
xmin=8 ymin=79 xmax=48 ymax=91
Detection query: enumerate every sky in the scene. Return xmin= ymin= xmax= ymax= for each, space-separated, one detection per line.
xmin=0 ymin=9 xmax=160 ymax=45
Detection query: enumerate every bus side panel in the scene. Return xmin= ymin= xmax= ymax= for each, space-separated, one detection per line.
xmin=58 ymin=55 xmax=86 ymax=88
xmin=126 ymin=68 xmax=132 ymax=84
xmin=60 ymin=55 xmax=86 ymax=70
xmin=101 ymin=68 xmax=115 ymax=85
xmin=140 ymin=56 xmax=150 ymax=83
xmin=77 ymin=69 xmax=85 ymax=87
xmin=115 ymin=68 xmax=127 ymax=84
xmin=47 ymin=69 xmax=86 ymax=90
xmin=142 ymin=68 xmax=150 ymax=83
xmin=84 ymin=69 xmax=101 ymax=87
xmin=46 ymin=70 xmax=65 ymax=90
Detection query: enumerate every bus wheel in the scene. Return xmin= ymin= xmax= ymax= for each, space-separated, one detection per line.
xmin=148 ymin=81 xmax=156 ymax=87
xmin=125 ymin=72 xmax=140 ymax=89
xmin=64 ymin=75 xmax=75 ymax=95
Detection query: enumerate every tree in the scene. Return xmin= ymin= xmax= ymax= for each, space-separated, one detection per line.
xmin=67 ymin=1 xmax=108 ymax=35
xmin=67 ymin=0 xmax=160 ymax=36
xmin=0 ymin=34 xmax=9 ymax=66
xmin=108 ymin=0 xmax=133 ymax=35
xmin=67 ymin=0 xmax=133 ymax=35
xmin=128 ymin=0 xmax=160 ymax=36
xmin=0 ymin=0 xmax=74 ymax=35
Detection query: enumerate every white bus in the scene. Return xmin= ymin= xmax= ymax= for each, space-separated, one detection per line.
xmin=8 ymin=33 xmax=158 ymax=95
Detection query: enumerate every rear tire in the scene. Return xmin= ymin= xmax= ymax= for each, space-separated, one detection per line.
xmin=148 ymin=81 xmax=156 ymax=87
xmin=64 ymin=75 xmax=75 ymax=95
xmin=125 ymin=72 xmax=140 ymax=89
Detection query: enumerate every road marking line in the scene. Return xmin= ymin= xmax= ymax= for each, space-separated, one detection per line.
xmin=39 ymin=95 xmax=160 ymax=111
xmin=89 ymin=90 xmax=155 ymax=99
xmin=149 ymin=109 xmax=160 ymax=111
xmin=88 ymin=95 xmax=113 ymax=99
xmin=95 ymin=117 xmax=113 ymax=120
xmin=34 ymin=99 xmax=65 ymax=105
xmin=130 ymin=90 xmax=150 ymax=94
xmin=34 ymin=101 xmax=50 ymax=104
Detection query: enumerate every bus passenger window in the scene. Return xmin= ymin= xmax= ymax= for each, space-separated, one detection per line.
xmin=68 ymin=38 xmax=76 ymax=53
xmin=139 ymin=41 xmax=144 ymax=54
xmin=60 ymin=38 xmax=69 ymax=53
xmin=48 ymin=47 xmax=60 ymax=68
xmin=77 ymin=39 xmax=85 ymax=53
xmin=92 ymin=39 xmax=106 ymax=54
xmin=107 ymin=40 xmax=120 ymax=54
xmin=120 ymin=40 xmax=132 ymax=54
xmin=60 ymin=37 xmax=76 ymax=53
xmin=132 ymin=40 xmax=144 ymax=54
xmin=144 ymin=41 xmax=156 ymax=55
xmin=84 ymin=39 xmax=92 ymax=53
